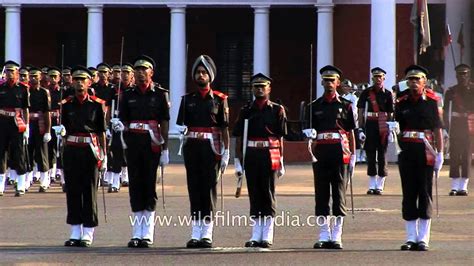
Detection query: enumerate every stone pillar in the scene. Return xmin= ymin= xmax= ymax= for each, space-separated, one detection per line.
xmin=86 ymin=5 xmax=103 ymax=67
xmin=168 ymin=5 xmax=187 ymax=136
xmin=252 ymin=5 xmax=270 ymax=76
xmin=370 ymin=0 xmax=396 ymax=89
xmin=4 ymin=4 xmax=22 ymax=63
xmin=316 ymin=0 xmax=334 ymax=98
xmin=444 ymin=0 xmax=471 ymax=88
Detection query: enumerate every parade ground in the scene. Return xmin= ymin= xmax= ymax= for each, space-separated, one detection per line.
xmin=1 ymin=163 xmax=473 ymax=265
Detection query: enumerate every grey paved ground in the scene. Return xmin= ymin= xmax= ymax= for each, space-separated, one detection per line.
xmin=1 ymin=163 xmax=473 ymax=265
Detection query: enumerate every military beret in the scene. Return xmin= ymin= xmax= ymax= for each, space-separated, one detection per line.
xmin=133 ymin=55 xmax=156 ymax=70
xmin=62 ymin=66 xmax=72 ymax=75
xmin=112 ymin=63 xmax=121 ymax=72
xmin=371 ymin=67 xmax=386 ymax=76
xmin=192 ymin=55 xmax=217 ymax=83
xmin=48 ymin=66 xmax=61 ymax=76
xmin=72 ymin=65 xmax=92 ymax=79
xmin=88 ymin=67 xmax=98 ymax=75
xmin=320 ymin=65 xmax=342 ymax=79
xmin=29 ymin=67 xmax=42 ymax=76
xmin=97 ymin=63 xmax=111 ymax=72
xmin=121 ymin=63 xmax=134 ymax=72
xmin=405 ymin=65 xmax=428 ymax=79
xmin=19 ymin=67 xmax=29 ymax=75
xmin=4 ymin=60 xmax=20 ymax=71
xmin=251 ymin=73 xmax=272 ymax=86
xmin=455 ymin=64 xmax=471 ymax=73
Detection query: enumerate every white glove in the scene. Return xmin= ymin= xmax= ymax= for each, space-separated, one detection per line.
xmin=101 ymin=155 xmax=107 ymax=171
xmin=277 ymin=157 xmax=285 ymax=178
xmin=350 ymin=154 xmax=357 ymax=170
xmin=234 ymin=158 xmax=243 ymax=176
xmin=434 ymin=152 xmax=444 ymax=172
xmin=106 ymin=129 xmax=112 ymax=139
xmin=302 ymin=128 xmax=317 ymax=139
xmin=358 ymin=131 xmax=366 ymax=142
xmin=442 ymin=129 xmax=449 ymax=139
xmin=386 ymin=121 xmax=400 ymax=134
xmin=220 ymin=149 xmax=230 ymax=172
xmin=23 ymin=124 xmax=30 ymax=140
xmin=43 ymin=132 xmax=52 ymax=143
xmin=160 ymin=149 xmax=169 ymax=166
xmin=111 ymin=118 xmax=125 ymax=132
xmin=52 ymin=125 xmax=66 ymax=137
xmin=176 ymin=125 xmax=188 ymax=134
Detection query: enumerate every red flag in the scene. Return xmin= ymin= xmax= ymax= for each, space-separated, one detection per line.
xmin=410 ymin=0 xmax=431 ymax=55
xmin=457 ymin=23 xmax=465 ymax=59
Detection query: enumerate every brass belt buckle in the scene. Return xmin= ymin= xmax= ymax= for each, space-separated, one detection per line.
xmin=256 ymin=142 xmax=264 ymax=148
xmin=197 ymin=132 xmax=204 ymax=139
xmin=324 ymin=134 xmax=333 ymax=140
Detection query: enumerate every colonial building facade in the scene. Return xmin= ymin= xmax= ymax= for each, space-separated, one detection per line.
xmin=1 ymin=0 xmax=472 ymax=135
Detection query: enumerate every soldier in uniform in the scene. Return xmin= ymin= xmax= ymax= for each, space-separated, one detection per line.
xmin=88 ymin=67 xmax=99 ymax=85
xmin=27 ymin=67 xmax=52 ymax=192
xmin=91 ymin=63 xmax=116 ymax=190
xmin=111 ymin=64 xmax=122 ymax=86
xmin=61 ymin=66 xmax=107 ymax=247
xmin=303 ymin=65 xmax=356 ymax=249
xmin=19 ymin=67 xmax=29 ymax=83
xmin=0 ymin=61 xmax=30 ymax=197
xmin=357 ymin=67 xmax=394 ymax=195
xmin=113 ymin=55 xmax=170 ymax=248
xmin=40 ymin=66 xmax=50 ymax=89
xmin=62 ymin=66 xmax=74 ymax=98
xmin=233 ymin=73 xmax=287 ymax=248
xmin=177 ymin=55 xmax=230 ymax=248
xmin=443 ymin=64 xmax=473 ymax=196
xmin=396 ymin=65 xmax=444 ymax=251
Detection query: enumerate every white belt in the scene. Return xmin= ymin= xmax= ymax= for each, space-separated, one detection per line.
xmin=402 ymin=131 xmax=426 ymax=139
xmin=0 ymin=109 xmax=16 ymax=117
xmin=187 ymin=131 xmax=213 ymax=139
xmin=316 ymin=133 xmax=341 ymax=140
xmin=452 ymin=112 xmax=468 ymax=118
xmin=66 ymin=135 xmax=92 ymax=143
xmin=247 ymin=140 xmax=270 ymax=147
xmin=29 ymin=112 xmax=41 ymax=118
xmin=367 ymin=112 xmax=387 ymax=118
xmin=129 ymin=122 xmax=151 ymax=131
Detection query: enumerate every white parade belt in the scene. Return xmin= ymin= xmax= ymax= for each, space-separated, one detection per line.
xmin=402 ymin=131 xmax=427 ymax=139
xmin=316 ymin=132 xmax=341 ymax=140
xmin=129 ymin=122 xmax=151 ymax=131
xmin=187 ymin=131 xmax=213 ymax=139
xmin=66 ymin=135 xmax=92 ymax=143
xmin=0 ymin=109 xmax=16 ymax=117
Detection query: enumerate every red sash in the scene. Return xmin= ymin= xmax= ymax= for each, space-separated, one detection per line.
xmin=268 ymin=137 xmax=281 ymax=170
xmin=369 ymin=90 xmax=388 ymax=146
xmin=339 ymin=130 xmax=351 ymax=164
xmin=148 ymin=120 xmax=162 ymax=153
xmin=468 ymin=114 xmax=474 ymax=136
xmin=14 ymin=109 xmax=27 ymax=133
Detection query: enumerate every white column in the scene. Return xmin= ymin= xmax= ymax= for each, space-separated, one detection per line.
xmin=168 ymin=5 xmax=187 ymax=136
xmin=370 ymin=0 xmax=396 ymax=89
xmin=86 ymin=5 xmax=103 ymax=67
xmin=4 ymin=4 xmax=22 ymax=64
xmin=252 ymin=5 xmax=270 ymax=76
xmin=444 ymin=0 xmax=471 ymax=88
xmin=316 ymin=0 xmax=334 ymax=98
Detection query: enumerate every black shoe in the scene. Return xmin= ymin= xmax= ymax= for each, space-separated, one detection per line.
xmin=199 ymin=238 xmax=212 ymax=248
xmin=449 ymin=190 xmax=457 ymax=196
xmin=417 ymin=241 xmax=429 ymax=251
xmin=260 ymin=240 xmax=272 ymax=248
xmin=139 ymin=238 xmax=153 ymax=248
xmin=401 ymin=241 xmax=417 ymax=251
xmin=50 ymin=178 xmax=56 ymax=184
xmin=186 ymin=239 xmax=200 ymax=248
xmin=122 ymin=181 xmax=129 ymax=187
xmin=112 ymin=187 xmax=119 ymax=193
xmin=373 ymin=189 xmax=383 ymax=195
xmin=7 ymin=179 xmax=14 ymax=185
xmin=367 ymin=189 xmax=375 ymax=195
xmin=79 ymin=240 xmax=92 ymax=247
xmin=245 ymin=240 xmax=260 ymax=248
xmin=39 ymin=186 xmax=47 ymax=193
xmin=457 ymin=190 xmax=468 ymax=196
xmin=107 ymin=185 xmax=113 ymax=193
xmin=55 ymin=174 xmax=61 ymax=181
xmin=331 ymin=241 xmax=343 ymax=249
xmin=313 ymin=241 xmax=331 ymax=249
xmin=64 ymin=239 xmax=81 ymax=247
xmin=128 ymin=238 xmax=141 ymax=248
xmin=15 ymin=190 xmax=24 ymax=197
xmin=62 ymin=184 xmax=67 ymax=193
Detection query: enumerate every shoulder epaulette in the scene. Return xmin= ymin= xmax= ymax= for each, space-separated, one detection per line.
xmin=425 ymin=89 xmax=440 ymax=101
xmin=396 ymin=94 xmax=409 ymax=104
xmin=213 ymin=90 xmax=228 ymax=99
xmin=60 ymin=95 xmax=74 ymax=105
xmin=90 ymin=95 xmax=106 ymax=104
